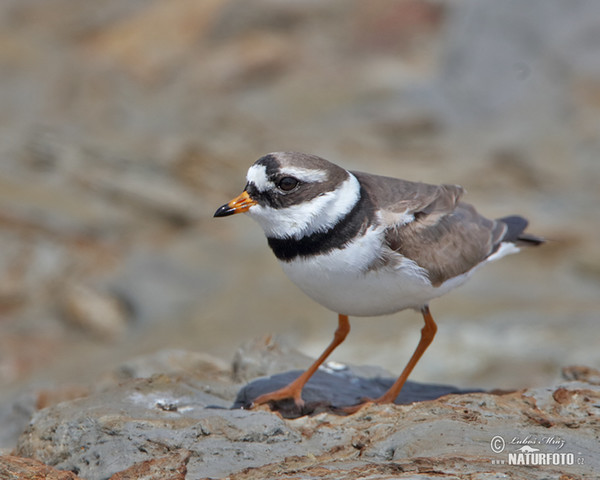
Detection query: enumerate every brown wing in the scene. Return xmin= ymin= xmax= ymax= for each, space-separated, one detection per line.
xmin=353 ymin=171 xmax=507 ymax=286
xmin=352 ymin=170 xmax=465 ymax=216
xmin=388 ymin=202 xmax=509 ymax=286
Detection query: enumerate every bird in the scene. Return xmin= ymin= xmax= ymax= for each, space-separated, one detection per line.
xmin=214 ymin=152 xmax=544 ymax=410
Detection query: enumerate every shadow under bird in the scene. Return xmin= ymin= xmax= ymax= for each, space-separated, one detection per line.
xmin=214 ymin=152 xmax=544 ymax=411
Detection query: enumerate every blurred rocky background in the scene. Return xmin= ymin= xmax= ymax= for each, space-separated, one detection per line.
xmin=0 ymin=0 xmax=599 ymax=471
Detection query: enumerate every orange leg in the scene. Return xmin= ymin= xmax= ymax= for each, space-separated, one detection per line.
xmin=373 ymin=305 xmax=437 ymax=405
xmin=253 ymin=314 xmax=350 ymax=408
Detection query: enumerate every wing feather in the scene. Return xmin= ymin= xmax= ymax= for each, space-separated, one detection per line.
xmin=353 ymin=170 xmax=464 ymax=216
xmin=353 ymin=171 xmax=508 ymax=286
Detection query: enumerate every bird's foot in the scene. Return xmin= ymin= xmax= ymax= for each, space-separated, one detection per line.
xmin=252 ymin=385 xmax=304 ymax=410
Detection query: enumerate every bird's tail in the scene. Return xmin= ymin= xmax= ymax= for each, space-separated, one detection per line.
xmin=498 ymin=215 xmax=545 ymax=246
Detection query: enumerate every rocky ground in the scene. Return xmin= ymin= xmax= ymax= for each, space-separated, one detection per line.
xmin=0 ymin=1 xmax=599 ymax=479
xmin=3 ymin=343 xmax=600 ymax=479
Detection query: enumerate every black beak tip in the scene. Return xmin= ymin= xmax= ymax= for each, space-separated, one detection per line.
xmin=214 ymin=204 xmax=234 ymax=218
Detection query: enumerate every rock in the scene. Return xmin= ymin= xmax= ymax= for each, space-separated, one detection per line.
xmin=34 ymin=385 xmax=91 ymax=411
xmin=13 ymin=345 xmax=600 ymax=479
xmin=0 ymin=348 xmax=234 ymax=454
xmin=232 ymin=335 xmax=314 ymax=382
xmin=234 ymin=367 xmax=481 ymax=418
xmin=0 ymin=390 xmax=37 ymax=451
xmin=561 ymin=365 xmax=600 ymax=385
xmin=106 ymin=450 xmax=190 ymax=480
xmin=16 ymin=374 xmax=301 ymax=479
xmin=113 ymin=348 xmax=231 ymax=381
xmin=111 ymin=348 xmax=239 ymax=403
xmin=0 ymin=455 xmax=83 ymax=480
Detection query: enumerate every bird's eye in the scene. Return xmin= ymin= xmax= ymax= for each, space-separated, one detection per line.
xmin=277 ymin=177 xmax=299 ymax=191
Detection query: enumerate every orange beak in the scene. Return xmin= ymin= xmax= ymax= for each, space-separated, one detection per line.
xmin=213 ymin=191 xmax=257 ymax=217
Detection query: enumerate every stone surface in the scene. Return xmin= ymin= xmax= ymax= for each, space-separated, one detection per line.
xmin=0 ymin=455 xmax=84 ymax=480
xmin=9 ymin=346 xmax=600 ymax=480
xmin=106 ymin=450 xmax=190 ymax=480
xmin=234 ymin=368 xmax=482 ymax=418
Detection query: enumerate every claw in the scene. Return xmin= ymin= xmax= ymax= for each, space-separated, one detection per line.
xmin=252 ymin=385 xmax=304 ymax=409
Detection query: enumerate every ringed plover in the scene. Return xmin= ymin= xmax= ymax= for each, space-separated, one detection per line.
xmin=214 ymin=152 xmax=544 ymax=410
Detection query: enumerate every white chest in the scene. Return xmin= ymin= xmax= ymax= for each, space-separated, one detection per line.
xmin=278 ymin=227 xmax=467 ymax=316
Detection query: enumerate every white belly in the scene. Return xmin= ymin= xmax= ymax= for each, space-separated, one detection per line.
xmin=279 ymin=227 xmax=472 ymax=317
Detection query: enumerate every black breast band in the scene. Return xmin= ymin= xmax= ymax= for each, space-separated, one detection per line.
xmin=267 ymin=187 xmax=373 ymax=261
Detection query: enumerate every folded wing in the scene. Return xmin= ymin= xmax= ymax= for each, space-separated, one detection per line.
xmin=353 ymin=171 xmax=542 ymax=286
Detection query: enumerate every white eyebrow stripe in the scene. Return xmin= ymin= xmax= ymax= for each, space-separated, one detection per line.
xmin=246 ymin=164 xmax=328 ymax=192
xmin=279 ymin=166 xmax=327 ymax=183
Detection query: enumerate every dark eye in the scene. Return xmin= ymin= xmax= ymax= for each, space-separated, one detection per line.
xmin=277 ymin=176 xmax=299 ymax=191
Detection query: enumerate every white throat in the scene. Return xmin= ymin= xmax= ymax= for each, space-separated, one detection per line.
xmin=247 ymin=173 xmax=361 ymax=239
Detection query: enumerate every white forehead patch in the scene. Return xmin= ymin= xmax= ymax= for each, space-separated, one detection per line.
xmin=246 ymin=164 xmax=272 ymax=191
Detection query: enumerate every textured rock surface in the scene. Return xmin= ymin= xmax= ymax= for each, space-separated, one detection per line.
xmin=9 ymin=345 xmax=600 ymax=480
xmin=0 ymin=455 xmax=84 ymax=480
xmin=234 ymin=368 xmax=481 ymax=417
